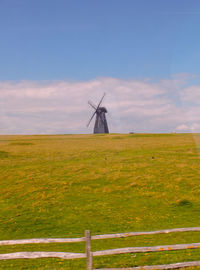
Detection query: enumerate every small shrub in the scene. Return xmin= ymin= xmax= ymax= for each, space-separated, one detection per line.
xmin=177 ymin=199 xmax=193 ymax=207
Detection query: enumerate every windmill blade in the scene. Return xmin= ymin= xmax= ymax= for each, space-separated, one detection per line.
xmin=96 ymin=93 xmax=106 ymax=110
xmin=88 ymin=100 xmax=97 ymax=110
xmin=87 ymin=110 xmax=96 ymax=127
xmin=87 ymin=93 xmax=106 ymax=128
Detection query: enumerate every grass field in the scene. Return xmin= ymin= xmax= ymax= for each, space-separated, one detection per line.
xmin=0 ymin=133 xmax=200 ymax=269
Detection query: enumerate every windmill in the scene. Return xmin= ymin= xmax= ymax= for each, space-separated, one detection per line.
xmin=87 ymin=93 xmax=109 ymax=134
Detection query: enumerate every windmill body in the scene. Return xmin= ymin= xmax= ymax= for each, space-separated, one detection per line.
xmin=87 ymin=94 xmax=109 ymax=134
xmin=94 ymin=107 xmax=109 ymax=134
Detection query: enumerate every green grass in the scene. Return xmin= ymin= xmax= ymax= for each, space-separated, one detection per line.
xmin=0 ymin=133 xmax=200 ymax=269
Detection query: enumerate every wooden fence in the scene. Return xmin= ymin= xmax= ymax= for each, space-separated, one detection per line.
xmin=0 ymin=227 xmax=200 ymax=269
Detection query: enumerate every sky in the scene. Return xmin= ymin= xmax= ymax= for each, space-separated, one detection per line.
xmin=1 ymin=0 xmax=200 ymax=134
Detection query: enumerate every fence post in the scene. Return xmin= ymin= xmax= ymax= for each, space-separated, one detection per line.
xmin=85 ymin=230 xmax=92 ymax=270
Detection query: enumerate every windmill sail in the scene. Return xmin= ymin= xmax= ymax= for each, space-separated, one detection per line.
xmin=87 ymin=93 xmax=109 ymax=134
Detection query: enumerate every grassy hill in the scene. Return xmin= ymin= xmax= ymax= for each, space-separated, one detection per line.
xmin=0 ymin=133 xmax=200 ymax=269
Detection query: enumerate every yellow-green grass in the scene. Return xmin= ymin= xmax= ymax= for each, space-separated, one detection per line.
xmin=0 ymin=133 xmax=200 ymax=269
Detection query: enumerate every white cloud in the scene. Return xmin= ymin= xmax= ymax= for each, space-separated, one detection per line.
xmin=175 ymin=124 xmax=190 ymax=131
xmin=0 ymin=75 xmax=200 ymax=134
xmin=181 ymin=85 xmax=200 ymax=104
xmin=175 ymin=123 xmax=200 ymax=132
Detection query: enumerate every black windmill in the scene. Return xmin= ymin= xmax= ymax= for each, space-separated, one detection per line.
xmin=87 ymin=93 xmax=109 ymax=134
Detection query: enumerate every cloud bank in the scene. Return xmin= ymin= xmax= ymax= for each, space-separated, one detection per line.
xmin=0 ymin=74 xmax=200 ymax=134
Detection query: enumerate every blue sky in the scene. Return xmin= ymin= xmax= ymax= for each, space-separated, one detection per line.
xmin=1 ymin=0 xmax=200 ymax=134
xmin=1 ymin=0 xmax=200 ymax=80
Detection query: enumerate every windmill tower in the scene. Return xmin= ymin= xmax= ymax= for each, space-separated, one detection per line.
xmin=87 ymin=93 xmax=109 ymax=134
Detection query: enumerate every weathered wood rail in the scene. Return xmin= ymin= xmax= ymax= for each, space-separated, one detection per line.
xmin=0 ymin=227 xmax=200 ymax=269
xmin=95 ymin=261 xmax=200 ymax=270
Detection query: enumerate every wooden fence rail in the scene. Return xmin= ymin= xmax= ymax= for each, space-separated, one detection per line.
xmin=1 ymin=227 xmax=200 ymax=246
xmin=0 ymin=227 xmax=200 ymax=269
xmin=95 ymin=261 xmax=200 ymax=270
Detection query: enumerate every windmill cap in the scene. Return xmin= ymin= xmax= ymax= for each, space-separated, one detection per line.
xmin=98 ymin=107 xmax=107 ymax=113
